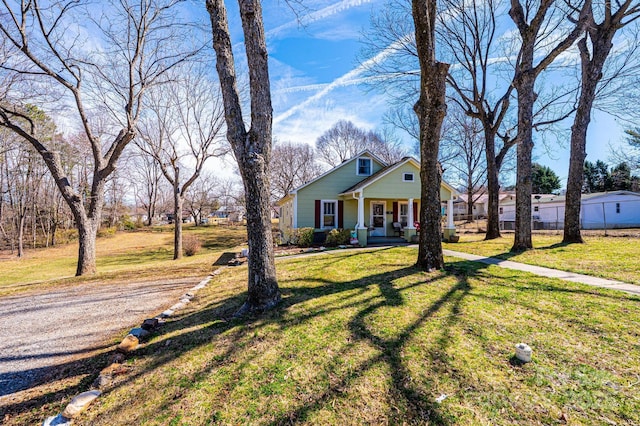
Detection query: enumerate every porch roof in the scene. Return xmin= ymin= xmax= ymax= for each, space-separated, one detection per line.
xmin=338 ymin=156 xmax=459 ymax=199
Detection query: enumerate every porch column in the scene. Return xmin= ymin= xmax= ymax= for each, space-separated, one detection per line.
xmin=404 ymin=198 xmax=416 ymax=243
xmin=447 ymin=199 xmax=455 ymax=228
xmin=406 ymin=198 xmax=415 ymax=229
xmin=443 ymin=198 xmax=457 ymax=242
xmin=356 ymin=193 xmax=367 ymax=247
xmin=357 ymin=194 xmax=366 ymax=229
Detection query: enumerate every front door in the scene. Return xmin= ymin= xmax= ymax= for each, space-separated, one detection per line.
xmin=370 ymin=201 xmax=386 ymax=236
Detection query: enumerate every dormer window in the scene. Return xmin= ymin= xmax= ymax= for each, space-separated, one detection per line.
xmin=357 ymin=158 xmax=372 ymax=176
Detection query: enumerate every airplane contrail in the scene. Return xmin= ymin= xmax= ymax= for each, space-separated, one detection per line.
xmin=274 ymin=34 xmax=413 ymax=124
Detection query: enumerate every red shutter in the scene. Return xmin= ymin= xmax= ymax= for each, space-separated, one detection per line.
xmin=315 ymin=200 xmax=321 ymax=229
xmin=413 ymin=203 xmax=419 ymax=225
xmin=392 ymin=202 xmax=399 ymax=222
xmin=338 ymin=200 xmax=344 ymax=228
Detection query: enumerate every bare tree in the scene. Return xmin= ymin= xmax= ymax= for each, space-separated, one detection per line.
xmin=207 ymin=0 xmax=281 ymax=314
xmin=365 ymin=128 xmax=410 ymax=164
xmin=509 ymin=0 xmax=590 ymax=251
xmin=136 ymin=66 xmax=227 ymax=259
xmin=437 ymin=0 xmax=519 ymax=240
xmin=412 ymin=0 xmax=450 ymax=271
xmin=216 ymin=177 xmax=245 ymax=217
xmin=270 ymin=141 xmax=323 ymax=201
xmin=441 ymin=107 xmax=487 ymax=221
xmin=1 ymin=134 xmax=40 ymax=255
xmin=363 ymin=0 xmax=582 ymax=242
xmin=316 ymin=120 xmax=408 ymax=166
xmin=129 ymin=150 xmax=166 ymax=226
xmin=361 ymin=0 xmax=515 ymax=240
xmin=184 ymin=173 xmax=220 ymax=226
xmin=564 ymin=1 xmax=640 ymax=244
xmin=0 ymin=0 xmax=199 ymax=275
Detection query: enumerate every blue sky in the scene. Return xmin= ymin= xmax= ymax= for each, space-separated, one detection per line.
xmin=216 ymin=0 xmax=631 ymax=188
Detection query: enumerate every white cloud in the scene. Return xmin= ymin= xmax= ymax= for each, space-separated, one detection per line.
xmin=273 ymin=90 xmax=387 ymax=145
xmin=266 ymin=0 xmax=374 ymax=39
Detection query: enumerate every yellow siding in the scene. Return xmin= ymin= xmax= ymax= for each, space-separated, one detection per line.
xmin=296 ymin=156 xmax=384 ymax=229
xmin=278 ymin=199 xmax=294 ymax=242
xmin=363 ymin=163 xmax=421 ymax=199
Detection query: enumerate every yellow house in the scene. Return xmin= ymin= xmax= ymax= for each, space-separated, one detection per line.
xmin=278 ymin=151 xmax=459 ymax=246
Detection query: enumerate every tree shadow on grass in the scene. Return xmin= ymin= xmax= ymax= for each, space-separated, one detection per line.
xmin=9 ymin=248 xmax=612 ymax=425
xmin=2 ymin=253 xmax=473 ymax=424
xmin=473 ymin=240 xmax=579 ymax=261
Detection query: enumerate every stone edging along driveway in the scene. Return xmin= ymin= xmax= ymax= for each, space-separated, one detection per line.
xmin=0 ymin=273 xmax=219 ymax=425
xmin=35 ymin=270 xmax=225 ymax=426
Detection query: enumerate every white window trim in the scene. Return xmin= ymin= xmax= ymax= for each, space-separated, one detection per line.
xmin=402 ymin=172 xmax=415 ymax=182
xmin=399 ymin=202 xmax=409 ymax=227
xmin=356 ymin=157 xmax=372 ymax=176
xmin=369 ymin=200 xmax=387 ymax=236
xmin=321 ymin=199 xmax=338 ymax=229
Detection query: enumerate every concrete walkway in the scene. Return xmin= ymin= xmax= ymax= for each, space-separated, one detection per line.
xmin=443 ymin=249 xmax=640 ymax=296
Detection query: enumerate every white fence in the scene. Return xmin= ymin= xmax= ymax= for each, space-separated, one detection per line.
xmin=500 ymin=198 xmax=640 ymax=231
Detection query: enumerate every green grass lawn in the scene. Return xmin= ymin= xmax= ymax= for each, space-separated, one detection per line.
xmin=443 ymin=234 xmax=640 ymax=284
xmin=0 ymin=225 xmax=247 ymax=297
xmin=48 ymin=247 xmax=639 ymax=426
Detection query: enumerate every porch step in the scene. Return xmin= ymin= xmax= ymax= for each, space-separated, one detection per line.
xmin=367 ymin=237 xmax=409 ymax=246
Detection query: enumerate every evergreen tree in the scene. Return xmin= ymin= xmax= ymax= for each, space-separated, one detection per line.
xmin=531 ymin=163 xmax=561 ymax=194
xmin=611 ymin=162 xmax=633 ymax=190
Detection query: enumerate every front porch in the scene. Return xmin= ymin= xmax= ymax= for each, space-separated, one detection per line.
xmin=347 ymin=196 xmax=457 ymax=247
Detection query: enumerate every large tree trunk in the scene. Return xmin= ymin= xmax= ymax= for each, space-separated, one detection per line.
xmin=564 ymin=15 xmax=619 ymax=243
xmin=512 ymin=77 xmax=535 ymax=252
xmin=173 ymin=185 xmax=183 ymax=260
xmin=239 ymin=155 xmax=279 ymax=311
xmin=511 ymin=62 xmax=535 ymax=251
xmin=484 ymin=130 xmax=501 ymax=240
xmin=508 ymin=0 xmax=591 ymax=251
xmin=76 ymin=216 xmax=98 ymax=276
xmin=207 ymin=0 xmax=280 ymax=314
xmin=466 ymin=186 xmax=473 ymax=221
xmin=563 ymin=83 xmax=592 ymax=243
xmin=412 ymin=0 xmax=449 ymax=271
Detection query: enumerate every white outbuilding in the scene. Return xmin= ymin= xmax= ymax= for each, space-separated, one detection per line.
xmin=580 ymin=191 xmax=640 ymax=229
xmin=498 ymin=191 xmax=640 ymax=230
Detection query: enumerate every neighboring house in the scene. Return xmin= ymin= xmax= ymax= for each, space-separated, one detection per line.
xmin=214 ymin=205 xmax=245 ymax=222
xmin=498 ymin=191 xmax=640 ymax=230
xmin=580 ymin=191 xmax=640 ymax=229
xmin=278 ymin=151 xmax=459 ymax=246
xmin=453 ymin=192 xmax=515 ymax=220
xmin=499 ymin=194 xmax=562 ymax=230
xmin=164 ymin=213 xmax=193 ymax=224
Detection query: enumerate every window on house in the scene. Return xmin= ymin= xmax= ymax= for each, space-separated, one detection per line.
xmin=322 ymin=201 xmax=337 ymax=228
xmin=534 ymin=206 xmax=539 ymax=212
xmin=357 ymin=158 xmax=372 ymax=175
xmin=399 ymin=203 xmax=409 ymax=227
xmin=403 ymin=172 xmax=414 ymax=182
xmin=499 ymin=207 xmax=503 ymax=214
xmin=616 ymin=203 xmax=621 ymax=214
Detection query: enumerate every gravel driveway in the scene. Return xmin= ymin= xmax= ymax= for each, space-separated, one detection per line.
xmin=0 ymin=277 xmax=199 ymax=399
